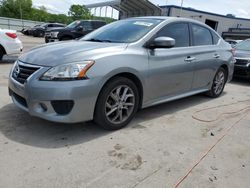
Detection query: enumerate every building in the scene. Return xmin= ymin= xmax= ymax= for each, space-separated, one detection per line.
xmin=161 ymin=5 xmax=250 ymax=39
xmin=86 ymin=1 xmax=250 ymax=39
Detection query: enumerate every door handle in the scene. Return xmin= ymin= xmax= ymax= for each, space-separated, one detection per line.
xmin=185 ymin=56 xmax=196 ymax=62
xmin=213 ymin=54 xmax=220 ymax=58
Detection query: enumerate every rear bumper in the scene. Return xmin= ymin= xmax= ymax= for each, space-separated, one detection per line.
xmin=4 ymin=38 xmax=23 ymax=55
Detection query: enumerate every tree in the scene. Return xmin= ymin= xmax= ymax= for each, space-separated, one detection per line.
xmin=0 ymin=0 xmax=32 ymax=19
xmin=68 ymin=4 xmax=92 ymax=20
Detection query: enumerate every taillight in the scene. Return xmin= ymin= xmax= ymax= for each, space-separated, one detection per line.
xmin=5 ymin=32 xmax=17 ymax=39
xmin=230 ymin=48 xmax=236 ymax=57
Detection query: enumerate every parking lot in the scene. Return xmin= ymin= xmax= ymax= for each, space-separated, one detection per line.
xmin=0 ymin=34 xmax=250 ymax=188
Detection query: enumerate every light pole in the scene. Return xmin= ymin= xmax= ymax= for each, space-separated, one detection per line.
xmin=179 ymin=0 xmax=184 ymax=17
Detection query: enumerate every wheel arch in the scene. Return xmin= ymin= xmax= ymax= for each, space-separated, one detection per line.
xmin=220 ymin=64 xmax=229 ymax=81
xmin=0 ymin=44 xmax=7 ymax=55
xmin=96 ymin=72 xmax=144 ymax=110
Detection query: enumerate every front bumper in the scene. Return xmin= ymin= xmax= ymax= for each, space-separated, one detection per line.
xmin=233 ymin=64 xmax=250 ymax=78
xmin=45 ymin=36 xmax=59 ymax=43
xmin=8 ymin=66 xmax=100 ymax=123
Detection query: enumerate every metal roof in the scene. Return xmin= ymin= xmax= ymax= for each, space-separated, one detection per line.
xmin=86 ymin=0 xmax=162 ymax=19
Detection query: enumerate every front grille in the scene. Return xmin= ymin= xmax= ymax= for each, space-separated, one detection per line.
xmin=45 ymin=32 xmax=51 ymax=37
xmin=12 ymin=61 xmax=40 ymax=84
xmin=234 ymin=67 xmax=250 ymax=76
xmin=235 ymin=59 xmax=249 ymax=66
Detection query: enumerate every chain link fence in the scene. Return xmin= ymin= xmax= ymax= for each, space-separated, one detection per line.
xmin=0 ymin=17 xmax=44 ymax=31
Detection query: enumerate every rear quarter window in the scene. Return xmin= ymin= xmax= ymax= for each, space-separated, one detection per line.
xmin=211 ymin=31 xmax=220 ymax=44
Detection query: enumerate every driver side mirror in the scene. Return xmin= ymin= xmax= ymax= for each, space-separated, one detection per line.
xmin=147 ymin=37 xmax=175 ymax=49
xmin=77 ymin=26 xmax=84 ymax=31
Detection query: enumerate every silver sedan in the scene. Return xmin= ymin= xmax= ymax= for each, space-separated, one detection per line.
xmin=9 ymin=17 xmax=234 ymax=130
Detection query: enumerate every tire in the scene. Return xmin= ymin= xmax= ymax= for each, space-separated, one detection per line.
xmin=0 ymin=48 xmax=4 ymax=61
xmin=94 ymin=77 xmax=139 ymax=130
xmin=206 ymin=67 xmax=227 ymax=98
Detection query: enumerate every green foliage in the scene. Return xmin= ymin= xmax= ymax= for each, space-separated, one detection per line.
xmin=0 ymin=0 xmax=115 ymax=25
xmin=68 ymin=4 xmax=92 ymax=20
xmin=0 ymin=0 xmax=32 ymax=19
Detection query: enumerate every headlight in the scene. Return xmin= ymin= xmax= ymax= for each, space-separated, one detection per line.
xmin=40 ymin=61 xmax=94 ymax=81
xmin=51 ymin=31 xmax=59 ymax=38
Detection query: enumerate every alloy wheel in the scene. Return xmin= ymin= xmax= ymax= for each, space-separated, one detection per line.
xmin=105 ymin=85 xmax=135 ymax=124
xmin=213 ymin=70 xmax=225 ymax=95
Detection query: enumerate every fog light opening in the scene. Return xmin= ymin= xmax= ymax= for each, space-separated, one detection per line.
xmin=40 ymin=103 xmax=48 ymax=112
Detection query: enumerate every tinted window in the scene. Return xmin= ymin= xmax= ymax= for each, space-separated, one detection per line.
xmin=156 ymin=23 xmax=190 ymax=47
xmin=93 ymin=22 xmax=106 ymax=29
xmin=80 ymin=21 xmax=92 ymax=30
xmin=47 ymin=24 xmax=53 ymax=27
xmin=192 ymin=24 xmax=213 ymax=46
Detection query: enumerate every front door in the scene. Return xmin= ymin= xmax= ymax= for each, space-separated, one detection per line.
xmin=147 ymin=22 xmax=194 ymax=101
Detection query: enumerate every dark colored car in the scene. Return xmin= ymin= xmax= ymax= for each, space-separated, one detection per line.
xmin=234 ymin=39 xmax=250 ymax=78
xmin=32 ymin=23 xmax=66 ymax=37
xmin=21 ymin=25 xmax=40 ymax=36
xmin=45 ymin=20 xmax=106 ymax=43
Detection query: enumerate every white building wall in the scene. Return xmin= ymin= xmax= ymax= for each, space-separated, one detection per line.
xmin=166 ymin=7 xmax=250 ymax=35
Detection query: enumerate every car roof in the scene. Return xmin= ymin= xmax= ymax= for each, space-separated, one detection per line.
xmin=128 ymin=16 xmax=217 ymax=32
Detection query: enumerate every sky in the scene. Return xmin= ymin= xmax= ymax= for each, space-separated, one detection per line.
xmin=32 ymin=0 xmax=250 ymax=19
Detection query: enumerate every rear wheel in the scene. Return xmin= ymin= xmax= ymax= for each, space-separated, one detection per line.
xmin=94 ymin=77 xmax=139 ymax=130
xmin=206 ymin=67 xmax=227 ymax=98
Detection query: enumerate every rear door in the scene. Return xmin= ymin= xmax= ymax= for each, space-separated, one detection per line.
xmin=190 ymin=23 xmax=219 ymax=90
xmin=147 ymin=22 xmax=194 ymax=101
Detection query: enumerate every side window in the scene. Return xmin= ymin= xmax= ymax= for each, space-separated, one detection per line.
xmin=192 ymin=24 xmax=213 ymax=46
xmin=211 ymin=31 xmax=220 ymax=44
xmin=80 ymin=21 xmax=92 ymax=30
xmin=156 ymin=23 xmax=190 ymax=48
xmin=47 ymin=24 xmax=53 ymax=28
xmin=94 ymin=22 xmax=105 ymax=29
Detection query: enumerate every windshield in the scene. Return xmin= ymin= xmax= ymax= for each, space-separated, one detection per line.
xmin=40 ymin=23 xmax=47 ymax=27
xmin=81 ymin=18 xmax=163 ymax=43
xmin=235 ymin=40 xmax=250 ymax=51
xmin=66 ymin=21 xmax=81 ymax=29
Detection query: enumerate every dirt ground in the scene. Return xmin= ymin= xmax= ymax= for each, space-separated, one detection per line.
xmin=0 ymin=34 xmax=249 ymax=188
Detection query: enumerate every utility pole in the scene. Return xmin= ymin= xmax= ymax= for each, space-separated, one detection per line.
xmin=19 ymin=0 xmax=23 ymax=29
xmin=19 ymin=1 xmax=22 ymax=20
xmin=180 ymin=0 xmax=184 ymax=17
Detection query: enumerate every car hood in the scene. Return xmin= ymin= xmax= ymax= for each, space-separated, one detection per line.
xmin=19 ymin=41 xmax=128 ymax=67
xmin=235 ymin=49 xmax=250 ymax=59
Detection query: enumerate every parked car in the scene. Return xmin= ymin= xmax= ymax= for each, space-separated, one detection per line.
xmin=0 ymin=28 xmax=23 ymax=61
xmin=9 ymin=17 xmax=234 ymax=130
xmin=22 ymin=24 xmax=41 ymax=36
xmin=45 ymin=20 xmax=106 ymax=43
xmin=225 ymin=39 xmax=242 ymax=47
xmin=32 ymin=23 xmax=66 ymax=37
xmin=233 ymin=39 xmax=250 ymax=78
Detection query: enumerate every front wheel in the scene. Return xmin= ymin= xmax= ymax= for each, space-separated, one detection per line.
xmin=206 ymin=67 xmax=227 ymax=98
xmin=94 ymin=77 xmax=139 ymax=130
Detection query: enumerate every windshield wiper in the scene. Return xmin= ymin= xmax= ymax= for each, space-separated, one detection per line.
xmin=85 ymin=38 xmax=112 ymax=43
